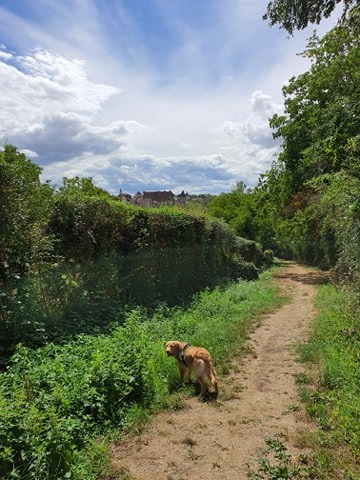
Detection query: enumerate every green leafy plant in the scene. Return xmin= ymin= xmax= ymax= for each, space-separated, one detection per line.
xmin=247 ymin=434 xmax=312 ymax=480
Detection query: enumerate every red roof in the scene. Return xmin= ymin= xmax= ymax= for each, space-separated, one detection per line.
xmin=142 ymin=190 xmax=175 ymax=202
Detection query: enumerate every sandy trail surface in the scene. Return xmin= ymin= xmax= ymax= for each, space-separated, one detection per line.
xmin=110 ymin=262 xmax=326 ymax=480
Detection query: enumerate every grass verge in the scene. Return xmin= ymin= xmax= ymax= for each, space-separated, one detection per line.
xmin=296 ymin=283 xmax=360 ymax=479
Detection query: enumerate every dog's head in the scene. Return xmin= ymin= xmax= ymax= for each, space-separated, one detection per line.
xmin=165 ymin=341 xmax=181 ymax=357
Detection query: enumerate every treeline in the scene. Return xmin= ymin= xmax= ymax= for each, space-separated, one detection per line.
xmin=208 ymin=6 xmax=360 ymax=476
xmin=208 ymin=5 xmax=360 ymax=302
xmin=0 ymin=145 xmax=272 ymax=363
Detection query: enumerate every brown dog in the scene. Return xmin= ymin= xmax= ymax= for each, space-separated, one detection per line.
xmin=165 ymin=341 xmax=218 ymax=400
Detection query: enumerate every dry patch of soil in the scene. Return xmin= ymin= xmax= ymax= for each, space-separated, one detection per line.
xmin=110 ymin=262 xmax=326 ymax=480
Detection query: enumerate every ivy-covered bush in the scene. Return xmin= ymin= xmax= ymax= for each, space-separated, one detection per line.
xmin=0 ymin=146 xmax=272 ymax=362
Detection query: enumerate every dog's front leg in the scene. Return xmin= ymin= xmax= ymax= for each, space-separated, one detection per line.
xmin=178 ymin=362 xmax=187 ymax=383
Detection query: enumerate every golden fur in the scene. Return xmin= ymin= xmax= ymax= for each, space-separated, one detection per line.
xmin=165 ymin=341 xmax=218 ymax=400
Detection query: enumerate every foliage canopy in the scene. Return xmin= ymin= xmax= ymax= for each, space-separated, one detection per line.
xmin=264 ymin=0 xmax=359 ymax=34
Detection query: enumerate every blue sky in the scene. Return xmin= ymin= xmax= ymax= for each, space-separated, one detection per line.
xmin=0 ymin=0 xmax=338 ymax=195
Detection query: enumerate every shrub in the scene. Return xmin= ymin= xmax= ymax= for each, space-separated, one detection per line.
xmin=0 ymin=313 xmax=165 ymax=479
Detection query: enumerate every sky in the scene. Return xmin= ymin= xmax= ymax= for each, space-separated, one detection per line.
xmin=0 ymin=0 xmax=339 ymax=195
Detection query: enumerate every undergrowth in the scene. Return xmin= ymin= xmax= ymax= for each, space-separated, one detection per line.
xmin=0 ymin=269 xmax=282 ymax=479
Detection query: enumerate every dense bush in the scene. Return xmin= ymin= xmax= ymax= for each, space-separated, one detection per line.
xmin=319 ymin=173 xmax=360 ymax=290
xmin=0 ymin=160 xmax=272 ymax=361
xmin=0 ymin=314 xmax=162 ymax=479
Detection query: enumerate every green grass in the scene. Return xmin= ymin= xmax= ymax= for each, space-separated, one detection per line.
xmin=0 ymin=268 xmax=283 ymax=480
xmin=296 ymin=283 xmax=360 ymax=479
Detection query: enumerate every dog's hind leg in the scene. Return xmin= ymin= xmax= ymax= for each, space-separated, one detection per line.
xmin=210 ymin=365 xmax=218 ymax=396
xmin=194 ymin=359 xmax=208 ymax=399
xmin=206 ymin=361 xmax=218 ymax=397
xmin=197 ymin=376 xmax=208 ymax=400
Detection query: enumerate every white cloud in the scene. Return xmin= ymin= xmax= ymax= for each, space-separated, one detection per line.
xmin=217 ymin=90 xmax=282 ymax=150
xmin=20 ymin=149 xmax=38 ymax=158
xmin=0 ymin=50 xmax=12 ymax=60
xmin=0 ymin=47 xmax=119 ymax=125
xmin=0 ymin=46 xmax=124 ymax=160
xmin=250 ymin=90 xmax=282 ymax=117
xmin=0 ymin=41 xmax=287 ymax=194
xmin=0 ymin=43 xmax=286 ymax=194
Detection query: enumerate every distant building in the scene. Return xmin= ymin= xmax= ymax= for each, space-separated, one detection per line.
xmin=119 ymin=189 xmax=191 ymax=207
xmin=119 ymin=192 xmax=132 ymax=203
xmin=176 ymin=190 xmax=188 ymax=205
xmin=141 ymin=190 xmax=175 ymax=207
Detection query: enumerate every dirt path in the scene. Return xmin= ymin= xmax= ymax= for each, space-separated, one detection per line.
xmin=110 ymin=262 xmax=326 ymax=480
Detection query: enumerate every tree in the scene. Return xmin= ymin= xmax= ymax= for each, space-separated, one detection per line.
xmin=207 ymin=187 xmax=257 ymax=239
xmin=59 ymin=176 xmax=112 ymax=199
xmin=0 ymin=145 xmax=53 ymax=282
xmin=268 ymin=6 xmax=360 ymax=194
xmin=263 ymin=0 xmax=358 ymax=35
xmin=254 ymin=6 xmax=360 ymax=264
